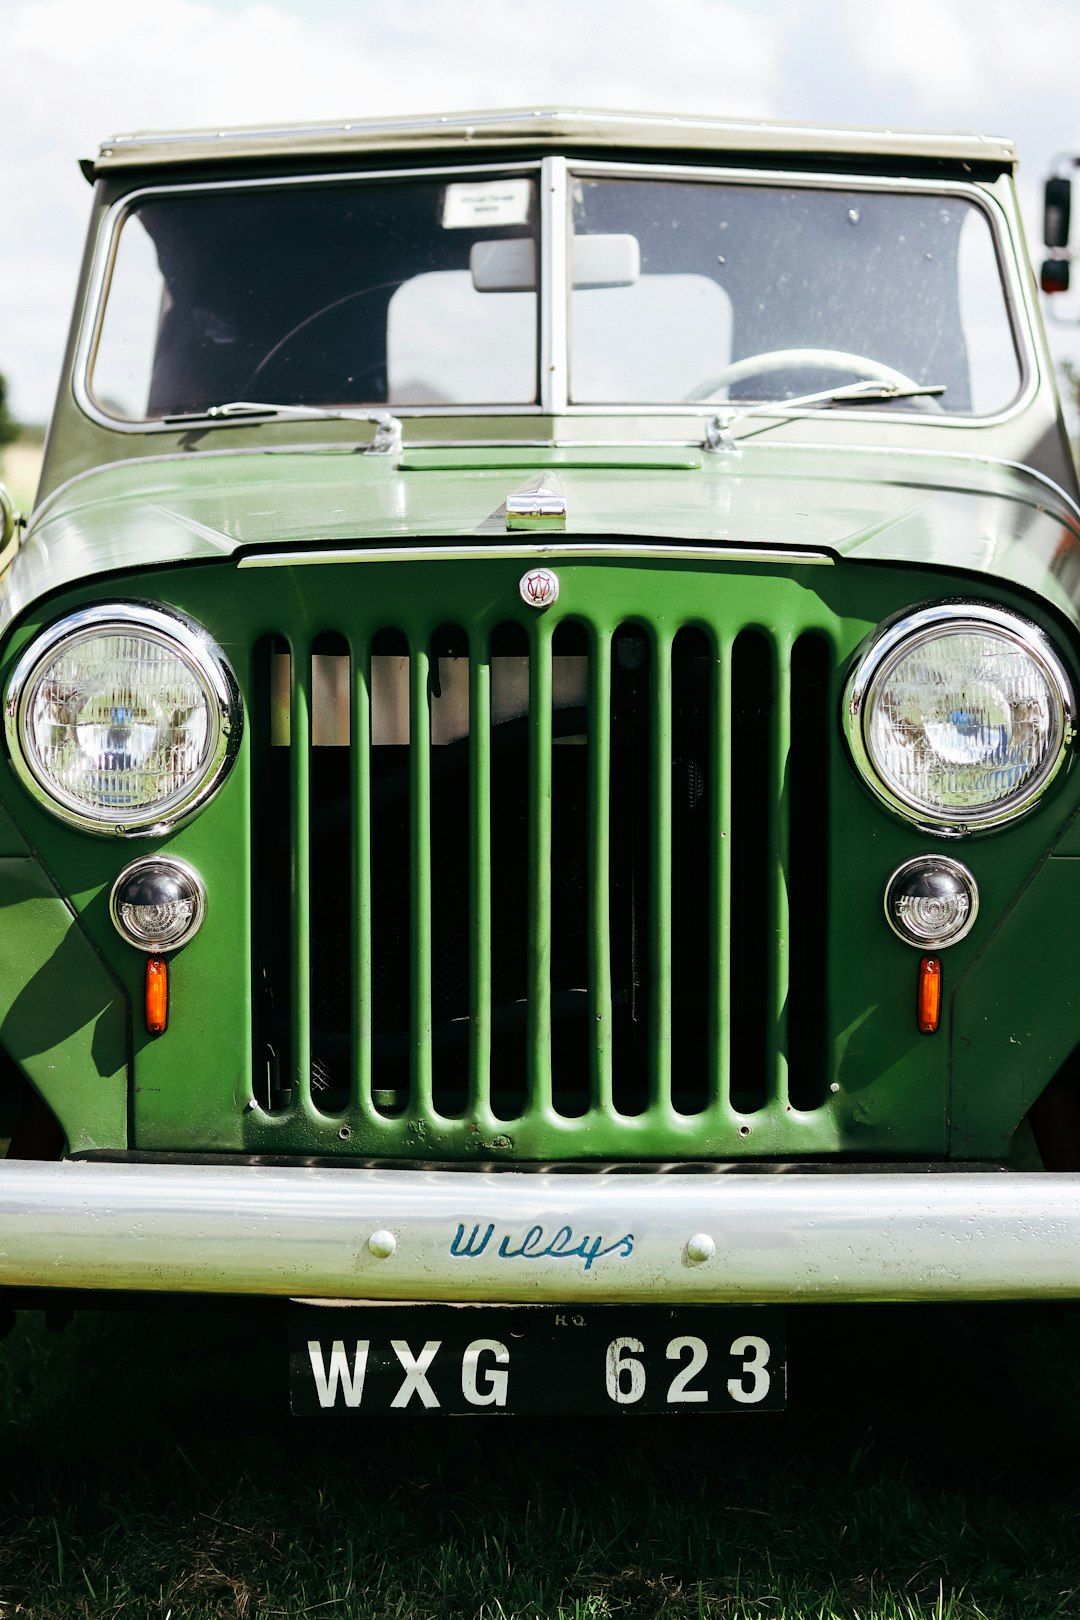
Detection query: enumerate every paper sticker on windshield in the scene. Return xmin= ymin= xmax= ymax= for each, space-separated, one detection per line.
xmin=443 ymin=179 xmax=531 ymax=230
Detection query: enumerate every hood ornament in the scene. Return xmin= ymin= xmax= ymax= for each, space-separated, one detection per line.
xmin=505 ymin=472 xmax=567 ymax=532
xmin=519 ymin=567 xmax=560 ymax=609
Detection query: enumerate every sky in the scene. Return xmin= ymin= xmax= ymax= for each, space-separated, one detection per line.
xmin=5 ymin=0 xmax=1080 ymax=422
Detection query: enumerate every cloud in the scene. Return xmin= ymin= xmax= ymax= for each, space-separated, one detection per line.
xmin=2 ymin=0 xmax=783 ymax=417
xmin=4 ymin=0 xmax=1080 ymax=419
xmin=839 ymin=0 xmax=1080 ymax=124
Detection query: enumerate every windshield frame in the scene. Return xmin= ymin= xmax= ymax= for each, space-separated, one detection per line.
xmin=75 ymin=155 xmax=1035 ymax=434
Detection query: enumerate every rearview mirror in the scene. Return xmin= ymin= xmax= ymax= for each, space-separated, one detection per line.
xmin=571 ymin=233 xmax=641 ymax=289
xmin=470 ymin=234 xmax=642 ymax=293
xmin=471 ymin=238 xmax=536 ymax=292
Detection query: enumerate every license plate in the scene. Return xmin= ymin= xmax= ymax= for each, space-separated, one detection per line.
xmin=290 ymin=1304 xmax=786 ymax=1415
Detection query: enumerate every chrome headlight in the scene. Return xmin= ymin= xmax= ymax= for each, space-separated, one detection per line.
xmin=845 ymin=604 xmax=1074 ymax=833
xmin=4 ymin=604 xmax=241 ymax=835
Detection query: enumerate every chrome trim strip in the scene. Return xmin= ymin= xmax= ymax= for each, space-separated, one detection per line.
xmin=3 ymin=602 xmax=243 ymax=838
xmin=236 ymin=543 xmax=834 ymax=570
xmin=539 ymin=156 xmax=569 ymax=413
xmin=843 ymin=602 xmax=1077 ymax=836
xmin=0 ymin=1161 xmax=1077 ymax=1301
xmin=97 ymin=110 xmax=1015 ymax=167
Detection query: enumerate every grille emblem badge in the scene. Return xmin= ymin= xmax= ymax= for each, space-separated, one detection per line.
xmin=519 ymin=567 xmax=560 ymax=609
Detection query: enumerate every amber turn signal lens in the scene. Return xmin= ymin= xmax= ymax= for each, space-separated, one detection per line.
xmin=917 ymin=956 xmax=941 ymax=1034
xmin=146 ymin=956 xmax=169 ymax=1036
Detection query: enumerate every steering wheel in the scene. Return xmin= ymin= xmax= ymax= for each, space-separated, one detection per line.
xmin=685 ymin=348 xmax=930 ymax=404
xmin=246 ymin=279 xmax=404 ymax=394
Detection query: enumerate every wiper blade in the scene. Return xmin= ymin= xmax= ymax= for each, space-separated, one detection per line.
xmin=706 ymin=380 xmax=946 ymax=450
xmin=161 ymin=401 xmax=403 ymax=453
xmin=163 ymin=400 xmax=339 ymax=423
xmin=819 ymin=380 xmax=946 ymax=406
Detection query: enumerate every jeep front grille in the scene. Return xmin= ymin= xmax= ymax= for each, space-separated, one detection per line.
xmin=248 ymin=594 xmax=834 ymax=1158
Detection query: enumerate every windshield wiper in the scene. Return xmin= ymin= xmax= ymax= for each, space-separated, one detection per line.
xmin=161 ymin=401 xmax=403 ymax=454
xmin=705 ymin=380 xmax=946 ymax=451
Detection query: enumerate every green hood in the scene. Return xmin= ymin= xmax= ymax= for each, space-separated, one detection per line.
xmin=8 ymin=438 xmax=1080 ymax=635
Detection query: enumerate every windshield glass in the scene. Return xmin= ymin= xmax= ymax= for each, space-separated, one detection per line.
xmin=91 ymin=173 xmax=540 ymax=418
xmin=88 ymin=168 xmax=1022 ymax=421
xmin=570 ymin=177 xmax=1020 ymax=413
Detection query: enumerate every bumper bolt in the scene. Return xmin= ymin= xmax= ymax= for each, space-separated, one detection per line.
xmin=367 ymin=1229 xmax=397 ymax=1259
xmin=685 ymin=1233 xmax=716 ymax=1265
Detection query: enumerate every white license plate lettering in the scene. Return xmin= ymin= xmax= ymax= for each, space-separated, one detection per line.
xmin=390 ymin=1339 xmax=442 ymax=1408
xmin=291 ymin=1309 xmax=785 ymax=1414
xmin=307 ymin=1338 xmax=370 ymax=1408
xmin=461 ymin=1338 xmax=510 ymax=1407
xmin=727 ymin=1333 xmax=773 ymax=1405
xmin=665 ymin=1334 xmax=709 ymax=1403
xmin=604 ymin=1336 xmax=647 ymax=1403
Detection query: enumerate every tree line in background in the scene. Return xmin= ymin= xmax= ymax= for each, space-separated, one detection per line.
xmin=0 ymin=372 xmax=18 ymax=449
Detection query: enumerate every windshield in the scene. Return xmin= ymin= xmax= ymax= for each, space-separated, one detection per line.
xmin=570 ymin=178 xmax=1019 ymax=413
xmin=92 ymin=174 xmax=540 ymax=418
xmin=89 ymin=168 xmax=1022 ymax=421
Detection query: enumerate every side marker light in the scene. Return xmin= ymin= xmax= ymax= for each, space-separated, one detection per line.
xmin=917 ymin=957 xmax=941 ymax=1034
xmin=146 ymin=957 xmax=169 ymax=1036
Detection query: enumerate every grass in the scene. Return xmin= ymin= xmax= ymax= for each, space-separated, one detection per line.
xmin=0 ymin=1300 xmax=1079 ymax=1618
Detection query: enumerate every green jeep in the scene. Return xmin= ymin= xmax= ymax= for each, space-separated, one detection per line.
xmin=1 ymin=109 xmax=1078 ymax=1414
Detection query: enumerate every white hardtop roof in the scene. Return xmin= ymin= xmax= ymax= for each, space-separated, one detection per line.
xmin=93 ymin=107 xmax=1017 ymax=172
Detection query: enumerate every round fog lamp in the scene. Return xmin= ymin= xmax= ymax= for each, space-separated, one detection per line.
xmin=109 ymin=858 xmax=206 ymax=952
xmin=884 ymin=856 xmax=978 ymax=949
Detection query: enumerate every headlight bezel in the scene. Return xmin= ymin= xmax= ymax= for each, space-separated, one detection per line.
xmin=844 ymin=601 xmax=1076 ymax=835
xmin=3 ymin=601 xmax=242 ymax=836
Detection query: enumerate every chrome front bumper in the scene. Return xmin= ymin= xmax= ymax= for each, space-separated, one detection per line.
xmin=0 ymin=1160 xmax=1078 ymax=1303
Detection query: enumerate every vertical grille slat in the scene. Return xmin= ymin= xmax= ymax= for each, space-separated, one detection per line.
xmin=468 ymin=640 xmax=492 ymax=1118
xmin=289 ymin=643 xmax=313 ymax=1114
xmin=709 ymin=633 xmax=733 ymax=1112
xmin=350 ymin=637 xmax=373 ymax=1118
xmin=649 ymin=631 xmax=673 ymax=1112
xmin=526 ymin=627 xmax=553 ymax=1113
xmin=247 ymin=585 xmax=839 ymax=1158
xmin=588 ymin=626 xmax=613 ymax=1112
xmin=489 ymin=625 xmax=529 ymax=1120
xmin=410 ymin=642 xmax=433 ymax=1114
xmin=787 ymin=633 xmax=833 ymax=1111
xmin=250 ymin=636 xmax=291 ymax=1113
xmin=368 ymin=632 xmax=410 ymax=1116
xmin=670 ymin=627 xmax=712 ymax=1114
xmin=769 ymin=644 xmax=792 ymax=1108
xmin=429 ymin=630 xmax=472 ymax=1115
xmin=549 ymin=622 xmax=590 ymax=1115
xmin=608 ymin=625 xmax=652 ymax=1114
xmin=729 ymin=630 xmax=773 ymax=1113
